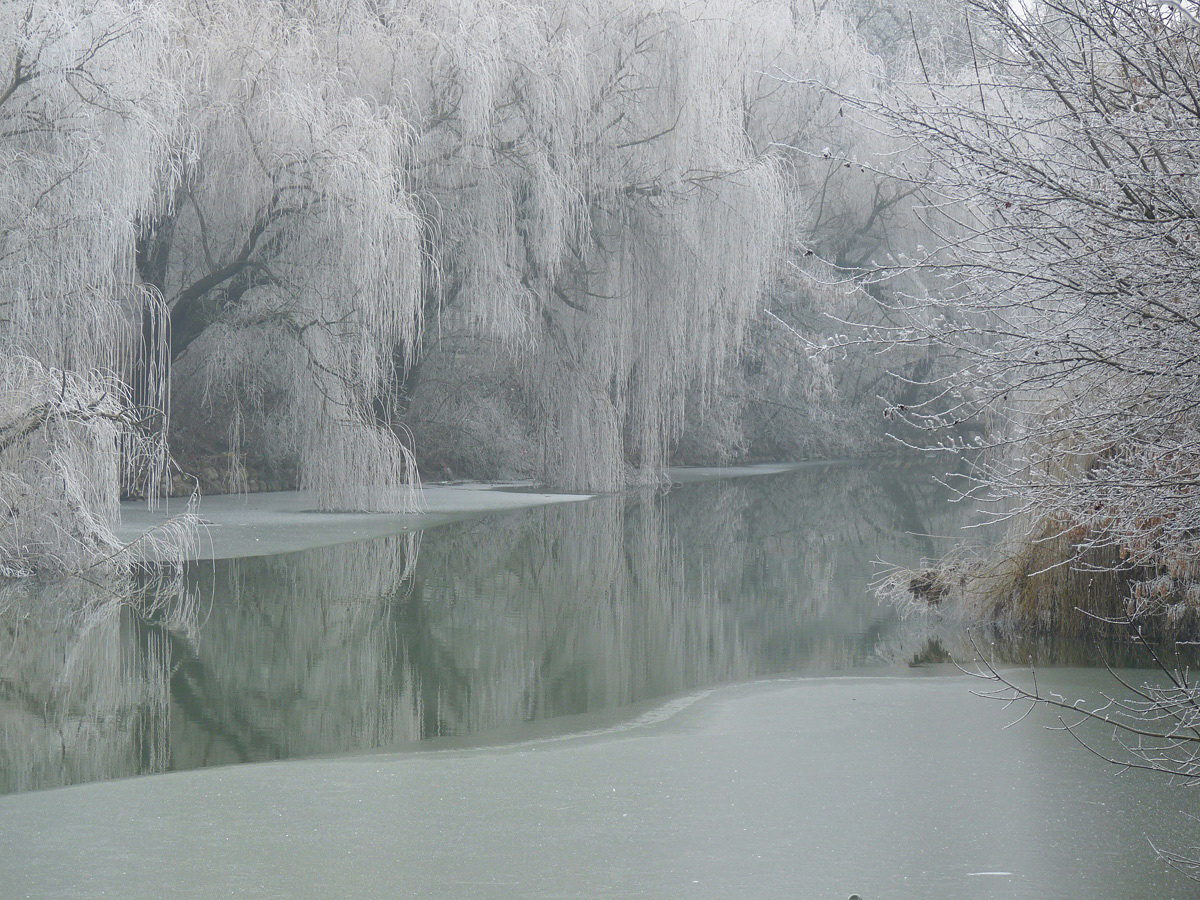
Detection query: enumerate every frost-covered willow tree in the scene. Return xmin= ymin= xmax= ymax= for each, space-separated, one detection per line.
xmin=139 ymin=2 xmax=425 ymax=511
xmin=662 ymin=0 xmax=964 ymax=465
xmin=399 ymin=0 xmax=935 ymax=485
xmin=349 ymin=0 xmax=796 ymax=490
xmin=131 ymin=0 xmax=805 ymax=496
xmin=3 ymin=0 xmax=919 ymax=569
xmin=676 ymin=3 xmax=925 ymax=463
xmin=0 ymin=1 xmax=182 ymax=575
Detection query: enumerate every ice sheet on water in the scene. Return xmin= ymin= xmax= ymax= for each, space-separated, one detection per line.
xmin=0 ymin=673 xmax=1190 ymax=900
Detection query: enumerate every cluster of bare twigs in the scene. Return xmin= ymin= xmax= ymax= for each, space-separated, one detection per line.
xmin=970 ymin=628 xmax=1200 ymax=779
xmin=965 ymin=621 xmax=1200 ymax=879
xmin=859 ymin=0 xmax=1200 ymax=571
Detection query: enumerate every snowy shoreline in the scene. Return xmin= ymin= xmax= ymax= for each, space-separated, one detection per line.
xmin=117 ymin=483 xmax=593 ymax=562
xmin=117 ymin=462 xmax=825 ymax=561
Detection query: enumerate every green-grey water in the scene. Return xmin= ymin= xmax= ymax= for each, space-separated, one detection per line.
xmin=0 ymin=462 xmax=966 ymax=791
xmin=0 ymin=462 xmax=1196 ymax=899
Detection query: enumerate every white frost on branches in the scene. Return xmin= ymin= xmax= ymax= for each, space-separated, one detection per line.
xmin=1 ymin=0 xmax=909 ymax=570
xmin=876 ymin=0 xmax=1200 ymax=594
xmin=0 ymin=1 xmax=183 ymax=575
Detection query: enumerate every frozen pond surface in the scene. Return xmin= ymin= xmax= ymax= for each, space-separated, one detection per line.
xmin=2 ymin=462 xmax=1196 ymax=897
xmin=0 ymin=672 xmax=1190 ymax=899
xmin=116 ymin=463 xmax=812 ymax=561
xmin=116 ymin=482 xmax=597 ymax=560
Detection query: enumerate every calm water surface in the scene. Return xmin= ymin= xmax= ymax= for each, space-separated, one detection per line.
xmin=1 ymin=462 xmax=973 ymax=791
xmin=1 ymin=462 xmax=1196 ymax=899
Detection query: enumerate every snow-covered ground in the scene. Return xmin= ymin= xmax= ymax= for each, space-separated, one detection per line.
xmin=663 ymin=461 xmax=817 ymax=483
xmin=116 ymin=464 xmax=818 ymax=561
xmin=116 ymin=483 xmax=595 ymax=560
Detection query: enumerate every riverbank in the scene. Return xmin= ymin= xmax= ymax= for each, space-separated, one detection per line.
xmin=116 ymin=483 xmax=594 ymax=561
xmin=117 ymin=462 xmax=821 ymax=561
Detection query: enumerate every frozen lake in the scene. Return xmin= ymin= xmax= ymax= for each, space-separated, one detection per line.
xmin=1 ymin=462 xmax=1195 ymax=898
xmin=1 ymin=671 xmax=1190 ymax=900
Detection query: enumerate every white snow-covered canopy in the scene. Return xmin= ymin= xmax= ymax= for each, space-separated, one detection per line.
xmin=1 ymin=0 xmax=889 ymax=572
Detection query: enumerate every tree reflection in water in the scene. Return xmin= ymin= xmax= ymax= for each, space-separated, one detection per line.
xmin=0 ymin=462 xmax=971 ymax=794
xmin=0 ymin=574 xmax=190 ymax=794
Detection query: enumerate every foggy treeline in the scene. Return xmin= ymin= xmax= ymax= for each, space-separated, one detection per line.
xmin=2 ymin=0 xmax=1199 ymax=611
xmin=0 ymin=0 xmax=957 ymax=575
